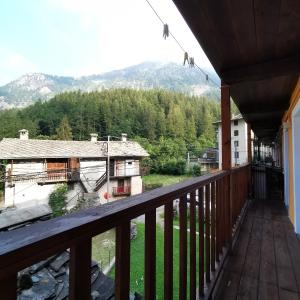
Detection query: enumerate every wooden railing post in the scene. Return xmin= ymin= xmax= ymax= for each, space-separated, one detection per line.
xmin=179 ymin=195 xmax=187 ymax=300
xmin=115 ymin=221 xmax=131 ymax=300
xmin=145 ymin=209 xmax=156 ymax=300
xmin=0 ymin=274 xmax=17 ymax=300
xmin=69 ymin=238 xmax=92 ymax=300
xmin=189 ymin=191 xmax=196 ymax=300
xmin=164 ymin=202 xmax=173 ymax=300
xmin=198 ymin=187 xmax=205 ymax=297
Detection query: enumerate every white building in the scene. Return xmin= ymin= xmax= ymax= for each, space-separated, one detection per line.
xmin=215 ymin=115 xmax=252 ymax=168
xmin=0 ymin=130 xmax=148 ymax=209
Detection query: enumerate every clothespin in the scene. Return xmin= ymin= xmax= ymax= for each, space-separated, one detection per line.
xmin=183 ymin=52 xmax=189 ymax=66
xmin=163 ymin=24 xmax=169 ymax=39
xmin=189 ymin=57 xmax=195 ymax=67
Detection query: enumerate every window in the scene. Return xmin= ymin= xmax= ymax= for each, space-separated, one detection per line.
xmin=118 ymin=179 xmax=125 ymax=187
xmin=234 ymin=152 xmax=239 ymax=158
xmin=234 ymin=120 xmax=238 ymax=126
xmin=234 ymin=140 xmax=239 ymax=147
xmin=234 ymin=130 xmax=239 ymax=136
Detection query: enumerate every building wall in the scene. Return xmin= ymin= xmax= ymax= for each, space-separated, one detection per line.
xmin=130 ymin=176 xmax=143 ymax=195
xmin=80 ymin=159 xmax=106 ymax=191
xmin=4 ymin=159 xmax=102 ymax=208
xmin=4 ymin=158 xmax=144 ymax=209
xmin=282 ymin=76 xmax=300 ymax=228
xmin=218 ymin=119 xmax=249 ymax=169
xmin=97 ymin=176 xmax=143 ymax=204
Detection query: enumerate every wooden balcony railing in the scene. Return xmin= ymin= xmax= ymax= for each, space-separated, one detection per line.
xmin=0 ymin=164 xmax=250 ymax=300
xmin=112 ymin=185 xmax=131 ymax=196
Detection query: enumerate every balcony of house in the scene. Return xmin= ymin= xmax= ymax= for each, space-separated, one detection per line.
xmin=110 ymin=159 xmax=140 ymax=178
xmin=1 ymin=160 xmax=300 ymax=299
xmin=112 ymin=185 xmax=131 ymax=196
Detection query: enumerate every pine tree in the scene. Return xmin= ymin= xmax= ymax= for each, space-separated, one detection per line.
xmin=56 ymin=116 xmax=73 ymax=140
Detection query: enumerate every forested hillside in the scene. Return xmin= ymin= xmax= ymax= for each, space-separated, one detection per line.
xmin=0 ymin=88 xmax=220 ymax=174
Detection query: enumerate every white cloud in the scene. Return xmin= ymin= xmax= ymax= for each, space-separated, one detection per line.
xmin=0 ymin=51 xmax=38 ymax=85
xmin=6 ymin=53 xmax=37 ymax=71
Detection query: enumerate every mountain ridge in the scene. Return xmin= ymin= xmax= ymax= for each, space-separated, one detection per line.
xmin=0 ymin=61 xmax=220 ymax=109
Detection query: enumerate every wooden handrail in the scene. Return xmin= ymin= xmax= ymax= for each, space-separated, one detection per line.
xmin=0 ymin=164 xmax=250 ymax=300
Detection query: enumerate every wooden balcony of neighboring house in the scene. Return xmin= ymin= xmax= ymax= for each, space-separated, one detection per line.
xmin=112 ymin=185 xmax=131 ymax=196
xmin=35 ymin=168 xmax=80 ymax=184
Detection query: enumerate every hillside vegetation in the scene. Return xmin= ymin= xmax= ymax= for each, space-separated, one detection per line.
xmin=0 ymin=88 xmax=220 ymax=174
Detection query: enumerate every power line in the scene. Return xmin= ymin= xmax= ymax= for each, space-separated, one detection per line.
xmin=144 ymin=0 xmax=220 ymax=89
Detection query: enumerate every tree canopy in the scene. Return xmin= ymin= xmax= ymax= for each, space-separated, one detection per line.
xmin=0 ymin=88 xmax=221 ymax=174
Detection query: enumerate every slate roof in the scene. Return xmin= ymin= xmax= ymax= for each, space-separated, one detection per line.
xmin=213 ymin=114 xmax=244 ymax=124
xmin=17 ymin=250 xmax=115 ymax=300
xmin=0 ymin=138 xmax=149 ymax=160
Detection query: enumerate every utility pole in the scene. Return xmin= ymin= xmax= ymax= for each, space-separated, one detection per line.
xmin=107 ymin=135 xmax=110 ymax=202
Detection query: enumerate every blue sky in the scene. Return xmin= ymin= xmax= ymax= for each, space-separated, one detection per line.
xmin=0 ymin=0 xmax=213 ymax=85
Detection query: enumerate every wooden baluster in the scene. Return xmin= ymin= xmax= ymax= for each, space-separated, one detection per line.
xmin=190 ymin=191 xmax=196 ymax=300
xmin=145 ymin=209 xmax=156 ymax=300
xmin=216 ymin=180 xmax=221 ymax=262
xmin=115 ymin=221 xmax=131 ymax=300
xmin=179 ymin=195 xmax=187 ymax=300
xmin=164 ymin=201 xmax=173 ymax=300
xmin=211 ymin=181 xmax=216 ymax=272
xmin=0 ymin=274 xmax=17 ymax=300
xmin=69 ymin=238 xmax=92 ymax=300
xmin=221 ymin=177 xmax=225 ymax=251
xmin=198 ymin=187 xmax=204 ymax=297
xmin=225 ymin=175 xmax=231 ymax=244
xmin=205 ymin=184 xmax=211 ymax=283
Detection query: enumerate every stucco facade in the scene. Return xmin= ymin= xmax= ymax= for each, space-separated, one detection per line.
xmin=282 ymin=76 xmax=300 ymax=232
xmin=217 ymin=116 xmax=249 ymax=169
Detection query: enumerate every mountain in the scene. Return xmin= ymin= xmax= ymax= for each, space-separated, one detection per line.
xmin=0 ymin=61 xmax=220 ymax=109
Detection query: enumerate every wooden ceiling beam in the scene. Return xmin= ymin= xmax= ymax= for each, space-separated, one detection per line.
xmin=221 ymin=54 xmax=300 ymax=84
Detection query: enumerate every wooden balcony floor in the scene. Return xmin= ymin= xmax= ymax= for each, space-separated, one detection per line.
xmin=216 ymin=199 xmax=300 ymax=300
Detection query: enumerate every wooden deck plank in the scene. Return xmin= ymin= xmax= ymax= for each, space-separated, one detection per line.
xmin=217 ymin=271 xmax=240 ymax=300
xmin=237 ymin=275 xmax=258 ymax=300
xmin=242 ymin=238 xmax=261 ymax=278
xmin=215 ymin=199 xmax=300 ymax=300
xmin=277 ymin=265 xmax=298 ymax=292
xmin=258 ymin=282 xmax=279 ymax=300
xmin=278 ymin=288 xmax=300 ymax=300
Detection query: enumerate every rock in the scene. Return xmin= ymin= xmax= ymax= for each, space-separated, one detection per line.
xmin=91 ymin=290 xmax=100 ymax=300
xmin=130 ymin=222 xmax=137 ymax=240
xmin=49 ymin=251 xmax=69 ymax=272
xmin=19 ymin=269 xmax=56 ymax=300
xmin=18 ymin=273 xmax=33 ymax=290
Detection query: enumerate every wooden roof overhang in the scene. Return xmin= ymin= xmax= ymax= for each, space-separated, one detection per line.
xmin=173 ymin=0 xmax=300 ymax=141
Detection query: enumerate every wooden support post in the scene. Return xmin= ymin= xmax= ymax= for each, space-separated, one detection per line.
xmin=0 ymin=274 xmax=17 ymax=300
xmin=69 ymin=239 xmax=92 ymax=300
xmin=221 ymin=81 xmax=232 ymax=247
xmin=221 ymin=82 xmax=231 ymax=170
xmin=247 ymin=123 xmax=252 ymax=163
xmin=247 ymin=124 xmax=252 ymax=197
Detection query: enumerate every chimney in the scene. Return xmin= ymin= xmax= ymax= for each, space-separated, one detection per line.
xmin=121 ymin=133 xmax=127 ymax=142
xmin=19 ymin=129 xmax=29 ymax=140
xmin=90 ymin=133 xmax=98 ymax=142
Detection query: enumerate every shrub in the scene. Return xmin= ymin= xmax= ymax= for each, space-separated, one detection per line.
xmin=48 ymin=184 xmax=68 ymax=217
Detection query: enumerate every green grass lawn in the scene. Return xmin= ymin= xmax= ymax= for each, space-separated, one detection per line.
xmin=109 ymin=222 xmax=201 ymax=299
xmin=92 ymin=229 xmax=116 ymax=270
xmin=142 ymin=174 xmax=192 ymax=189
